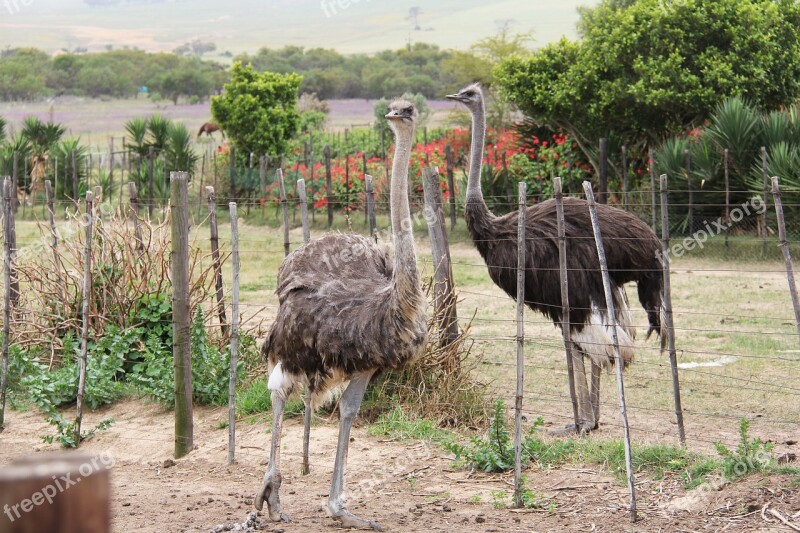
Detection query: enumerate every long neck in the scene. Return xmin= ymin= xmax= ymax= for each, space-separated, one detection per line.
xmin=390 ymin=125 xmax=420 ymax=301
xmin=465 ymin=100 xmax=495 ymax=242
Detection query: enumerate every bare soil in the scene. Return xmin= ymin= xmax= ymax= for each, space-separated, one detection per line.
xmin=2 ymin=399 xmax=798 ymax=532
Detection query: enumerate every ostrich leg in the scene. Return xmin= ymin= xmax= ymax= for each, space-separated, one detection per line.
xmin=590 ymin=362 xmax=601 ymax=430
xmin=571 ymin=351 xmax=597 ymax=433
xmin=327 ymin=370 xmax=381 ymax=531
xmin=301 ymin=392 xmax=312 ymax=475
xmin=255 ymin=388 xmax=290 ymax=522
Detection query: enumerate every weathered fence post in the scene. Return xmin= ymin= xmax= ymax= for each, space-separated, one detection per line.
xmin=421 ymin=167 xmax=459 ymax=347
xmin=72 ymin=149 xmax=79 ymax=210
xmin=128 ymin=182 xmax=144 ymax=253
xmin=0 ymin=178 xmax=12 ymax=430
xmin=659 ymin=175 xmax=687 ymax=445
xmin=147 ymin=146 xmax=155 ymax=219
xmin=513 ymin=181 xmax=526 ymax=509
xmin=724 ymin=149 xmax=730 ymax=249
xmin=771 ymin=177 xmax=800 ymax=345
xmin=362 ymin=152 xmax=368 ymax=225
xmin=445 ymin=144 xmax=457 ymax=230
xmin=365 ymin=175 xmax=377 ymax=243
xmin=206 ymin=186 xmax=228 ymax=337
xmin=685 ymin=149 xmax=693 ymax=233
xmin=344 ymin=152 xmax=350 ymax=214
xmin=297 ymin=179 xmax=310 ymax=245
xmin=582 ymin=180 xmax=637 ymax=522
xmin=228 ymin=202 xmax=240 ymax=464
xmin=229 ymin=146 xmax=237 ymax=202
xmin=649 ymin=148 xmax=657 ymax=233
xmin=45 ymin=180 xmax=60 ymax=263
xmin=171 ymin=172 xmax=193 ymax=458
xmin=0 ymin=454 xmax=111 ymax=532
xmin=621 ymin=145 xmax=629 ymax=210
xmin=278 ymin=169 xmax=290 ymax=256
xmin=325 ymin=145 xmax=333 ymax=228
xmin=75 ymin=191 xmax=94 ymax=445
xmin=761 ymin=147 xmax=769 ymax=258
xmin=11 ymin=152 xmax=19 ymax=215
xmin=554 ymin=177 xmax=580 ymax=430
xmin=598 ymin=138 xmax=608 ymax=204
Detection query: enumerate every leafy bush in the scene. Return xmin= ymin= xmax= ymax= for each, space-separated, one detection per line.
xmin=443 ymin=400 xmax=516 ymax=472
xmin=714 ymin=418 xmax=774 ymax=479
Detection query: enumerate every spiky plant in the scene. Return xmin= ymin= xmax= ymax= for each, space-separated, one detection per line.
xmin=124 ymin=117 xmax=150 ymax=159
xmin=165 ymin=122 xmax=198 ymax=174
xmin=147 ymin=114 xmax=171 ymax=153
xmin=0 ymin=116 xmax=6 ymax=144
xmin=706 ymin=97 xmax=762 ymax=178
xmin=51 ymin=139 xmax=89 ymax=201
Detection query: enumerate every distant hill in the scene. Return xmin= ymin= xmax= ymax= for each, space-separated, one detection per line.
xmin=0 ymin=0 xmax=587 ymax=56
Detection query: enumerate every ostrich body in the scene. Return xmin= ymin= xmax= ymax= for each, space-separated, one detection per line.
xmin=447 ymin=84 xmax=664 ymax=433
xmin=255 ymin=100 xmax=427 ymax=530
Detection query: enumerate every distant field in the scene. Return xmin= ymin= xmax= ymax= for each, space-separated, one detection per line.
xmin=0 ymin=97 xmax=462 ymax=147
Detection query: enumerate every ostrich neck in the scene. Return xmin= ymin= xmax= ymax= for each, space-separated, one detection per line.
xmin=465 ymin=102 xmax=496 ymax=243
xmin=390 ymin=126 xmax=420 ymax=301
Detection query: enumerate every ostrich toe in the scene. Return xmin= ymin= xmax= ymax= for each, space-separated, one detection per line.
xmin=331 ymin=508 xmax=382 ymax=531
xmin=254 ymin=470 xmax=289 ymax=522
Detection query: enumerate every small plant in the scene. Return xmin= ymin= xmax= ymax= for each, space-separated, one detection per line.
xmin=518 ymin=476 xmax=553 ymax=511
xmin=467 ymin=494 xmax=481 ymax=504
xmin=490 ymin=490 xmax=506 ymax=509
xmin=714 ymin=418 xmax=774 ymax=479
xmin=443 ymin=400 xmax=514 ymax=472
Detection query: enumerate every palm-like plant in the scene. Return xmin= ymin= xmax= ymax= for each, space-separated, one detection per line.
xmin=51 ymin=138 xmax=89 ymax=201
xmin=0 ymin=135 xmax=31 ymax=177
xmin=706 ymin=97 xmax=762 ymax=180
xmin=0 ymin=116 xmax=6 ymax=145
xmin=147 ymin=114 xmax=171 ymax=153
xmin=124 ymin=117 xmax=150 ymax=159
xmin=165 ymin=122 xmax=198 ymax=173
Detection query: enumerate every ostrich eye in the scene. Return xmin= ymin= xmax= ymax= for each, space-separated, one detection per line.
xmin=404 ymin=107 xmax=413 ymax=114
xmin=464 ymin=91 xmax=475 ymax=97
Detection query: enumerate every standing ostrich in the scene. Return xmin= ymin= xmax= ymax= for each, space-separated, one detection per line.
xmin=197 ymin=122 xmax=224 ymax=140
xmin=447 ymin=84 xmax=664 ymax=433
xmin=254 ymin=100 xmax=427 ymax=530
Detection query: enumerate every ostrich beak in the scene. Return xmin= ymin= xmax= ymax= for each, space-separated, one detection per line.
xmin=445 ymin=93 xmax=463 ymax=102
xmin=385 ymin=110 xmax=404 ymax=120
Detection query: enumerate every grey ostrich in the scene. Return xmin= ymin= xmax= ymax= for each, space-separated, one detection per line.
xmin=254 ymin=100 xmax=427 ymax=530
xmin=447 ymin=84 xmax=664 ymax=433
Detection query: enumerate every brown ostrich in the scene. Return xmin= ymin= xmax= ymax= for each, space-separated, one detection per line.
xmin=254 ymin=99 xmax=427 ymax=530
xmin=447 ymin=83 xmax=664 ymax=433
xmin=197 ymin=122 xmax=224 ymax=139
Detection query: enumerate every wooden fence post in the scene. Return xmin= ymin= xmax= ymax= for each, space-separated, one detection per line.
xmin=445 ymin=145 xmax=456 ymax=230
xmin=598 ymin=138 xmax=608 ymax=204
xmin=659 ymin=174 xmax=687 ymax=445
xmin=228 ymin=202 xmax=240 ymax=464
xmin=685 ymin=149 xmax=693 ymax=233
xmin=75 ymin=191 xmax=94 ymax=445
xmin=278 ymin=169 xmax=290 ymax=256
xmin=513 ymin=181 xmax=526 ymax=509
xmin=649 ymin=148 xmax=657 ymax=233
xmin=206 ymin=186 xmax=228 ymax=338
xmin=0 ymin=454 xmax=111 ymax=532
xmin=362 ymin=152 xmax=368 ymax=225
xmin=554 ymin=177 xmax=580 ymax=430
xmin=365 ymin=175 xmax=377 ymax=243
xmin=344 ymin=153 xmax=350 ymax=215
xmin=147 ymin=146 xmax=155 ymax=219
xmin=11 ymin=152 xmax=19 ymax=215
xmin=325 ymin=145 xmax=333 ymax=228
xmin=771 ymin=177 xmax=800 ymax=345
xmin=229 ymin=146 xmax=236 ymax=203
xmin=621 ymin=145 xmax=629 ymax=210
xmin=761 ymin=147 xmax=769 ymax=258
xmin=72 ymin=150 xmax=79 ymax=210
xmin=582 ymin=180 xmax=637 ymax=522
xmin=297 ymin=179 xmax=310 ymax=245
xmin=45 ymin=180 xmax=60 ymax=264
xmin=128 ymin=182 xmax=144 ymax=253
xmin=171 ymin=172 xmax=193 ymax=459
xmin=421 ymin=167 xmax=459 ymax=347
xmin=0 ymin=178 xmax=12 ymax=430
xmin=724 ymin=149 xmax=730 ymax=249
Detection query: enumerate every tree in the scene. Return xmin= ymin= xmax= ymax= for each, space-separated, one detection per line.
xmin=496 ymin=0 xmax=800 ymax=172
xmin=211 ymin=62 xmax=302 ymax=158
xmin=159 ymin=67 xmax=214 ymax=104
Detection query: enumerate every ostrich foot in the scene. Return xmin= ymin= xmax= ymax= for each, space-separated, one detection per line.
xmin=254 ymin=470 xmax=289 ymax=523
xmin=329 ymin=507 xmax=382 ymax=531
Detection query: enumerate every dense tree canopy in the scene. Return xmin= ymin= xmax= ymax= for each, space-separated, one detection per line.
xmin=211 ymin=62 xmax=302 ymax=157
xmin=496 ymin=0 xmax=800 ymax=166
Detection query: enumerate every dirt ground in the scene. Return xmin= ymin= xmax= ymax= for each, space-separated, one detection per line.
xmin=2 ymin=399 xmax=798 ymax=533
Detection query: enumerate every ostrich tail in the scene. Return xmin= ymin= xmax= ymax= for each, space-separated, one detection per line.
xmin=197 ymin=126 xmax=204 ymax=138
xmin=638 ymin=270 xmax=665 ymax=350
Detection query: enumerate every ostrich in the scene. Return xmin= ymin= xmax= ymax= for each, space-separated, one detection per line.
xmin=446 ymin=84 xmax=664 ymax=433
xmin=254 ymin=99 xmax=427 ymax=530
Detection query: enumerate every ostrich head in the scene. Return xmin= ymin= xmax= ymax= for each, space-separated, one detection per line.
xmin=446 ymin=83 xmax=484 ymax=112
xmin=385 ymin=99 xmax=418 ymax=134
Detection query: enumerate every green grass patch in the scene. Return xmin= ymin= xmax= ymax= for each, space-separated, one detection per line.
xmin=368 ymin=406 xmax=450 ymax=442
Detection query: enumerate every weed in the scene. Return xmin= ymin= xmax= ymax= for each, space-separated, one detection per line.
xmin=714 ymin=418 xmax=774 ymax=479
xmin=236 ymin=379 xmax=272 ymax=416
xmin=368 ymin=406 xmax=448 ymax=442
xmin=443 ymin=400 xmax=516 ymax=472
xmin=468 ymin=494 xmax=482 ymax=504
xmin=490 ymin=490 xmax=506 ymax=509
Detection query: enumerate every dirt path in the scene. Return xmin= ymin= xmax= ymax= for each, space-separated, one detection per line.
xmin=2 ymin=399 xmax=798 ymax=532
